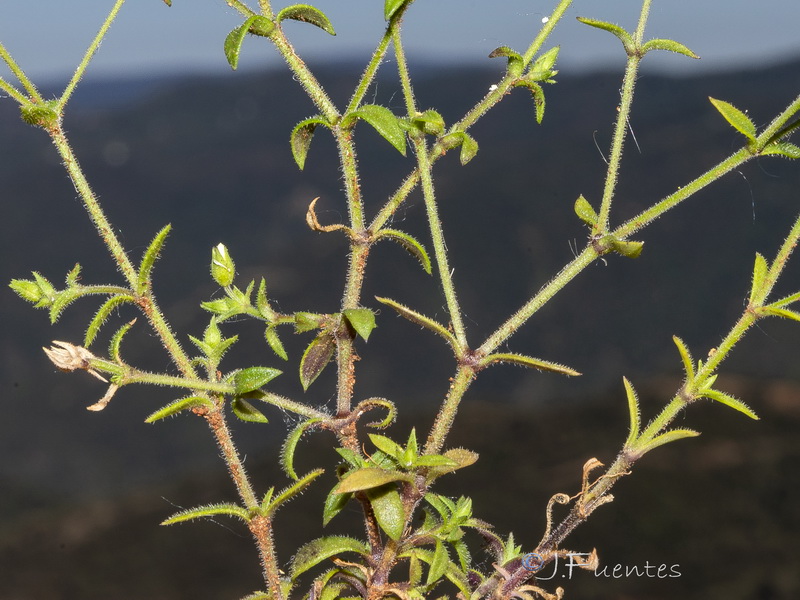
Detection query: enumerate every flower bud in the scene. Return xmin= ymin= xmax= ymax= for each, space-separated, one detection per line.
xmin=211 ymin=243 xmax=235 ymax=287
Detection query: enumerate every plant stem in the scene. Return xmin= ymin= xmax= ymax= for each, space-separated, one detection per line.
xmin=423 ymin=366 xmax=475 ymax=455
xmin=0 ymin=41 xmax=43 ymax=102
xmin=59 ymin=0 xmax=127 ymax=109
xmin=595 ymin=0 xmax=650 ymax=232
xmin=346 ymin=27 xmax=394 ymax=114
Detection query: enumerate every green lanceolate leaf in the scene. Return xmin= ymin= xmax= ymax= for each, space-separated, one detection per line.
xmin=513 ymin=80 xmax=546 ymax=124
xmin=478 ymin=352 xmax=580 ymax=376
xmin=65 ymin=263 xmax=82 ymax=286
xmin=294 ymin=311 xmax=324 ymax=333
xmin=290 ymin=536 xmax=369 ymax=579
xmin=576 ymin=17 xmax=634 ymax=53
xmin=426 ymin=540 xmax=449 ymax=585
xmin=137 ymin=224 xmax=171 ymax=293
xmin=232 ymin=366 xmax=282 ymax=394
xmin=265 ymin=325 xmax=288 ymax=360
xmin=231 ymin=397 xmax=269 ymax=423
xmin=224 ymin=16 xmax=275 ymax=70
xmin=640 ymin=428 xmax=700 ymax=453
xmin=281 ymin=418 xmax=324 ymax=480
xmin=367 ymin=484 xmax=405 ymax=541
xmin=9 ymin=277 xmax=48 ymax=306
xmin=672 ymin=335 xmax=695 ymax=381
xmin=640 ymin=38 xmax=699 ymax=59
xmin=574 ymin=194 xmax=599 ymax=226
xmin=374 ymin=229 xmax=432 ymax=274
xmin=761 ymin=306 xmax=800 ymax=322
xmin=343 ymin=308 xmax=377 ymax=341
xmin=750 ymin=253 xmax=769 ymax=303
xmin=109 ymin=319 xmax=136 ymax=363
xmin=145 ymin=396 xmax=215 ymax=423
xmin=701 ymin=389 xmax=759 ymax=420
xmin=323 ymin=486 xmax=352 ymax=526
xmin=384 ymin=0 xmax=408 ymax=21
xmin=265 ymin=469 xmax=325 ymax=515
xmin=622 ymin=377 xmax=641 ymax=447
xmin=346 ymin=105 xmax=407 ymax=155
xmin=48 ymin=287 xmax=85 ymax=324
xmin=761 ymin=141 xmax=800 ymax=159
xmin=375 ymin=297 xmax=459 ymax=351
xmin=439 ymin=131 xmax=479 ymax=165
xmin=368 ymin=433 xmax=404 ymax=460
xmin=709 ymin=97 xmax=757 ymax=142
xmin=84 ymin=294 xmax=136 ymax=347
xmin=276 ymin=5 xmax=336 ymax=35
xmin=334 ymin=467 xmax=410 ymax=494
xmin=355 ymin=396 xmax=397 ymax=428
xmin=161 ymin=502 xmax=251 ymax=525
xmin=290 ymin=117 xmax=330 ymax=169
xmin=300 ymin=332 xmax=336 ymax=390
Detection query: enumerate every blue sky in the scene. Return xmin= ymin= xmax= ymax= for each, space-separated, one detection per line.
xmin=1 ymin=1 xmax=799 ymax=85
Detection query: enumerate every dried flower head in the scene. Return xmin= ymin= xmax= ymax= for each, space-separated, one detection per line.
xmin=43 ymin=341 xmax=107 ymax=382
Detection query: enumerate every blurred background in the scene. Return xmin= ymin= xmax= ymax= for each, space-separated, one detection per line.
xmin=1 ymin=1 xmax=800 ymax=598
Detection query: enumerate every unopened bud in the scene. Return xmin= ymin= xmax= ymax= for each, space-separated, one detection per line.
xmin=211 ymin=243 xmax=235 ymax=287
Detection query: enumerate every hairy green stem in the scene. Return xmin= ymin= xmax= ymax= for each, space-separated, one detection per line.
xmin=346 ymin=27 xmax=394 ymax=114
xmin=0 ymin=40 xmax=42 ymax=102
xmin=423 ymin=366 xmax=475 ymax=455
xmin=60 ymin=0 xmax=127 ymax=108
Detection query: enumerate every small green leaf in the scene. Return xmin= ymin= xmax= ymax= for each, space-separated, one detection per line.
xmin=374 ymin=229 xmax=432 ymax=274
xmin=334 ymin=467 xmax=410 ymax=494
xmin=65 ymin=263 xmax=82 ymax=286
xmin=343 ymin=308 xmax=377 ymax=341
xmin=19 ymin=100 xmax=59 ymax=129
xmin=384 ymin=0 xmax=407 ymax=21
xmin=426 ymin=448 xmax=478 ymax=477
xmin=427 ymin=540 xmax=449 ymax=585
xmin=290 ymin=536 xmax=369 ymax=579
xmin=577 ymin=17 xmax=634 ymax=52
xmin=761 ymin=141 xmax=800 ymax=159
xmin=574 ymin=194 xmax=598 ymax=226
xmin=762 ymin=306 xmax=800 ymax=322
xmin=224 ymin=17 xmax=275 ymax=70
xmin=161 ymin=502 xmax=251 ymax=525
xmin=368 ymin=434 xmax=404 ymax=460
xmin=231 ymin=397 xmax=269 ymax=423
xmin=622 ymin=377 xmax=641 ymax=447
xmin=479 ymin=352 xmax=580 ymax=376
xmin=290 ymin=117 xmax=329 ymax=169
xmin=750 ymin=253 xmax=769 ymax=303
xmin=347 ymin=105 xmax=406 ymax=155
xmin=488 ymin=46 xmax=523 ymax=76
xmin=211 ymin=243 xmax=236 ymax=287
xmin=233 ymin=366 xmax=282 ymax=394
xmin=281 ymin=418 xmax=323 ymax=480
xmin=367 ymin=484 xmax=405 ymax=541
xmin=323 ymin=487 xmax=352 ymax=526
xmin=265 ymin=469 xmax=325 ymax=515
xmin=459 ymin=132 xmax=479 ymax=165
xmin=295 ymin=311 xmax=323 ymax=333
xmin=300 ymin=332 xmax=336 ymax=390
xmin=85 ymin=294 xmax=136 ymax=347
xmin=108 ymin=319 xmax=136 ymax=363
xmin=49 ymin=287 xmax=84 ymax=323
xmin=375 ymin=296 xmax=459 ymax=351
xmin=354 ymin=396 xmax=397 ymax=428
xmin=410 ymin=109 xmax=445 ymax=136
xmin=145 ymin=396 xmax=214 ymax=423
xmin=255 ymin=277 xmax=272 ymax=319
xmin=709 ymin=97 xmax=757 ymax=141
xmin=610 ymin=238 xmax=644 ymax=258
xmin=672 ymin=335 xmax=695 ymax=381
xmin=413 ymin=454 xmax=458 ymax=468
xmin=513 ymin=80 xmax=546 ymax=124
xmin=277 ymin=4 xmax=336 ymax=35
xmin=640 ymin=38 xmax=699 ymax=59
xmin=528 ymin=46 xmax=560 ymax=82
xmin=9 ymin=278 xmax=46 ymax=305
xmin=702 ymin=389 xmax=759 ymax=420
xmin=162 ymin=0 xmax=172 ymax=6
xmin=641 ymin=428 xmax=700 ymax=453
xmin=137 ymin=224 xmax=171 ymax=293
xmin=265 ymin=325 xmax=288 ymax=360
